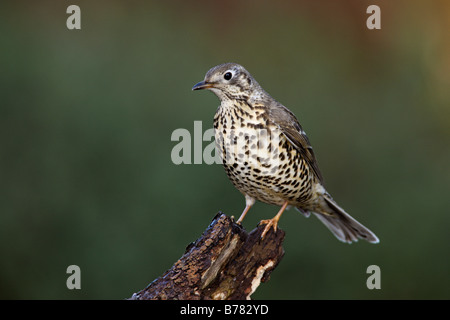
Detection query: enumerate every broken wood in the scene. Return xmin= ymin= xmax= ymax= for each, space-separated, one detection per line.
xmin=129 ymin=212 xmax=285 ymax=300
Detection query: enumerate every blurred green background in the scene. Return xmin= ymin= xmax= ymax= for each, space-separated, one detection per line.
xmin=1 ymin=0 xmax=449 ymax=299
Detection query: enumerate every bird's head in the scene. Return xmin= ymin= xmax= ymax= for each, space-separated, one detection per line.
xmin=192 ymin=63 xmax=261 ymax=101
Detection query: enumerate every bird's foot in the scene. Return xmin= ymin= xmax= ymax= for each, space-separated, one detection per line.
xmin=259 ymin=218 xmax=279 ymax=239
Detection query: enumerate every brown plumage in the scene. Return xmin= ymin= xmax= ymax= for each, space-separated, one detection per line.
xmin=193 ymin=63 xmax=379 ymax=244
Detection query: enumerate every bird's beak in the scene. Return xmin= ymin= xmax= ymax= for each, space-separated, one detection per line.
xmin=192 ymin=81 xmax=215 ymax=91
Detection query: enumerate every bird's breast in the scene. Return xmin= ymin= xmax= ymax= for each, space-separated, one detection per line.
xmin=213 ymin=102 xmax=316 ymax=207
xmin=214 ymin=103 xmax=278 ymax=172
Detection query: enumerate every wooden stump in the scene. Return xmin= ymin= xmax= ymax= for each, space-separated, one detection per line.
xmin=129 ymin=212 xmax=285 ymax=300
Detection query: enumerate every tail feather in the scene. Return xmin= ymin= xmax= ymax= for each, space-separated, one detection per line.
xmin=311 ymin=196 xmax=379 ymax=244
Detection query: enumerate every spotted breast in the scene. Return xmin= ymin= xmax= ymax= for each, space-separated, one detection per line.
xmin=214 ymin=99 xmax=317 ymax=209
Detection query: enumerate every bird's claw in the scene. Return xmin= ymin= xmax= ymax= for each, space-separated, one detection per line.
xmin=259 ymin=218 xmax=278 ymax=239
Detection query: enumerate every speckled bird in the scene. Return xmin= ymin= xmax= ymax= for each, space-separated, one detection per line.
xmin=192 ymin=63 xmax=379 ymax=243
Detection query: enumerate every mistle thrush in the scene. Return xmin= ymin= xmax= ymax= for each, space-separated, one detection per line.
xmin=192 ymin=63 xmax=379 ymax=243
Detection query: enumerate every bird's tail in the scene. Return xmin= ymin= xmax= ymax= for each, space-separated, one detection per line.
xmin=312 ymin=195 xmax=379 ymax=244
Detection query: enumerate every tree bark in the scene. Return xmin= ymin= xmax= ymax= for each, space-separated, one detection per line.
xmin=129 ymin=212 xmax=285 ymax=300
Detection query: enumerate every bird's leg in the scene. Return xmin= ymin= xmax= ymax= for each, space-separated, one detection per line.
xmin=260 ymin=201 xmax=289 ymax=238
xmin=236 ymin=204 xmax=252 ymax=224
xmin=236 ymin=195 xmax=255 ymax=224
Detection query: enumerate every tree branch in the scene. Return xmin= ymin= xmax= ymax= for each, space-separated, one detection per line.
xmin=129 ymin=212 xmax=285 ymax=300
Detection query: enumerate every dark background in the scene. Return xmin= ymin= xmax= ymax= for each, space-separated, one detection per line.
xmin=1 ymin=0 xmax=449 ymax=299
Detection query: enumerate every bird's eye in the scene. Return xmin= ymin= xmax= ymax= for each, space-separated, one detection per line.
xmin=224 ymin=72 xmax=233 ymax=81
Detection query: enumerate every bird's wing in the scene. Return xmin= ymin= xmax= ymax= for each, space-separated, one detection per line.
xmin=265 ymin=101 xmax=324 ymax=183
